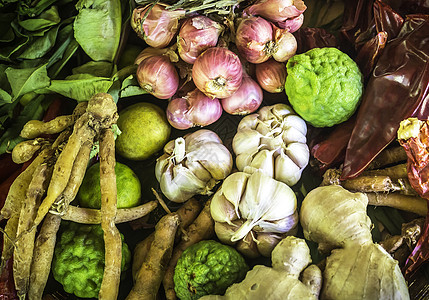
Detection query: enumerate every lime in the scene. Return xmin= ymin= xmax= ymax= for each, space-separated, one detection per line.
xmin=77 ymin=162 xmax=141 ymax=209
xmin=115 ymin=102 xmax=171 ymax=160
xmin=285 ymin=47 xmax=363 ymax=128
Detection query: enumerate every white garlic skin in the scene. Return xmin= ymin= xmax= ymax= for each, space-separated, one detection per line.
xmin=232 ymin=103 xmax=309 ymax=186
xmin=155 ymin=129 xmax=233 ymax=203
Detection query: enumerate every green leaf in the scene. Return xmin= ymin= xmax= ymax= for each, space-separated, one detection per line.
xmin=18 ymin=24 xmax=60 ymax=59
xmin=48 ymin=74 xmax=113 ymax=102
xmin=0 ymin=13 xmax=16 ymax=42
xmin=73 ymin=0 xmax=122 ymax=62
xmin=119 ymin=75 xmax=146 ymax=98
xmin=0 ymin=95 xmax=45 ymax=155
xmin=5 ymin=64 xmax=51 ymax=101
xmin=72 ymin=61 xmax=114 ymax=77
xmin=47 ymin=38 xmax=79 ymax=78
xmin=18 ymin=0 xmax=59 ymax=17
xmin=18 ymin=5 xmax=61 ymax=31
xmin=0 ymin=21 xmax=30 ymax=61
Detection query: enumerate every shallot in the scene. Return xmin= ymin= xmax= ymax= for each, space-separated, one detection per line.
xmin=192 ymin=47 xmax=243 ymax=99
xmin=166 ymin=89 xmax=222 ymax=129
xmin=255 ymin=59 xmax=287 ymax=93
xmin=131 ymin=4 xmax=185 ymax=48
xmin=136 ymin=55 xmax=179 ymax=99
xmin=221 ymin=76 xmax=263 ymax=115
xmin=178 ymin=15 xmax=223 ymax=64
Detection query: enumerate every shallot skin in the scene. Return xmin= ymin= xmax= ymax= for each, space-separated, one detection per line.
xmin=178 ymin=15 xmax=223 ymax=64
xmin=221 ymin=76 xmax=263 ymax=115
xmin=136 ymin=55 xmax=179 ymax=100
xmin=192 ymin=47 xmax=243 ymax=99
xmin=166 ymin=89 xmax=223 ymax=129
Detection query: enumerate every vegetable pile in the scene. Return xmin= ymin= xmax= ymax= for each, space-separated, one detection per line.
xmin=1 ymin=0 xmax=429 ymax=299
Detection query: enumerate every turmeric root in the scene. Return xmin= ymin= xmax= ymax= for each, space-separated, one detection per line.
xmin=366 ymin=193 xmax=427 ymax=216
xmin=49 ymin=140 xmax=92 ymax=215
xmin=14 ymin=161 xmax=53 ymax=298
xmin=163 ymin=199 xmax=215 ymax=300
xmin=127 ymin=213 xmax=180 ymax=300
xmin=132 ymin=198 xmax=202 ymax=280
xmin=98 ymin=128 xmax=122 ymax=300
xmin=33 ymin=93 xmax=118 ymax=229
xmin=19 ymin=101 xmax=87 ymax=140
xmin=61 ymin=201 xmax=158 ymax=224
xmin=11 ymin=138 xmax=49 ymax=164
xmin=28 ymin=213 xmax=61 ymax=300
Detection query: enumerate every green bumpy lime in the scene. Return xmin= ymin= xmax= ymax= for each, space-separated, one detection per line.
xmin=77 ymin=162 xmax=141 ymax=209
xmin=285 ymin=47 xmax=363 ymax=127
xmin=174 ymin=240 xmax=249 ymax=300
xmin=52 ymin=222 xmax=131 ymax=298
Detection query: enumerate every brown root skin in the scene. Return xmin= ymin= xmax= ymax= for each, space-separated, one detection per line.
xmin=28 ymin=213 xmax=61 ymax=300
xmin=132 ymin=198 xmax=202 ymax=281
xmin=301 ymin=264 xmax=322 ymax=299
xmin=0 ymin=148 xmax=52 ymax=221
xmin=11 ymin=138 xmax=49 ymax=164
xmin=14 ymin=161 xmax=53 ymax=298
xmin=20 ymin=116 xmax=74 ymax=139
xmin=60 ymin=201 xmax=158 ymax=224
xmin=362 ymin=163 xmax=408 ymax=180
xmin=99 ymin=128 xmax=122 ymax=300
xmin=127 ymin=213 xmax=180 ymax=300
xmin=50 ymin=140 xmax=93 ymax=215
xmin=366 ymin=193 xmax=427 ymax=216
xmin=163 ymin=199 xmax=215 ymax=300
xmin=366 ymin=146 xmax=408 ymax=170
xmin=33 ymin=93 xmax=117 ymax=230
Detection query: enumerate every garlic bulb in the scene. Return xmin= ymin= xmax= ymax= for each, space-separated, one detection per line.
xmin=155 ymin=129 xmax=233 ymax=203
xmin=232 ymin=103 xmax=309 ymax=186
xmin=211 ymin=170 xmax=298 ymax=257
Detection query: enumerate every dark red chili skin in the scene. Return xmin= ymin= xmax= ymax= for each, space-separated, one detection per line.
xmin=0 ymin=257 xmax=17 ymax=300
xmin=0 ymin=154 xmax=20 ymax=184
xmin=341 ymin=16 xmax=429 ymax=180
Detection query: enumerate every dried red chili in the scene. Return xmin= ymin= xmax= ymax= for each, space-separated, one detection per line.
xmin=340 ymin=0 xmax=404 ymax=79
xmin=341 ymin=16 xmax=429 ymax=180
xmin=0 ymin=258 xmax=17 ymax=300
xmin=293 ymin=27 xmax=339 ymax=54
xmin=398 ymin=118 xmax=429 ymax=277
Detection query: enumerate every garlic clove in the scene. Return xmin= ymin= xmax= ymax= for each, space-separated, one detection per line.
xmin=255 ymin=232 xmax=284 ymax=257
xmin=285 ymin=142 xmax=310 ymax=169
xmin=155 ymin=154 xmax=170 ymax=182
xmin=237 ymin=114 xmax=260 ymax=131
xmin=253 ymin=211 xmax=298 ymax=233
xmin=281 ymin=126 xmax=307 ymax=144
xmin=236 ymin=231 xmax=260 ymax=258
xmin=282 ymin=114 xmax=307 ymax=136
xmin=184 ymin=159 xmax=212 ymax=182
xmin=210 ymin=190 xmax=239 ymax=224
xmin=222 ymin=172 xmax=250 ymax=216
xmin=232 ymin=128 xmax=262 ymax=155
xmin=163 ymin=139 xmax=176 ymax=155
xmin=255 ymin=120 xmax=273 ymax=135
xmin=275 ymin=151 xmax=302 ymax=186
xmin=236 ymin=152 xmax=257 ymax=171
xmin=160 ymin=164 xmax=207 ymax=202
xmin=271 ymin=103 xmax=294 ymax=120
xmin=261 ymin=178 xmax=297 ymax=221
xmin=185 ymin=129 xmax=222 ymax=148
xmin=248 ymin=149 xmax=276 ymax=178
xmin=214 ymin=220 xmax=244 ymax=245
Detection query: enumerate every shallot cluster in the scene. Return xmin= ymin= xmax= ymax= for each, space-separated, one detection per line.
xmin=131 ymin=0 xmax=306 ymax=129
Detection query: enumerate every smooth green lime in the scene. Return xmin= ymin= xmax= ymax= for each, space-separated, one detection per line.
xmin=285 ymin=47 xmax=363 ymax=127
xmin=77 ymin=162 xmax=141 ymax=209
xmin=115 ymin=102 xmax=171 ymax=160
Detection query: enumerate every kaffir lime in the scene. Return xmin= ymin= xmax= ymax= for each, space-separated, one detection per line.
xmin=285 ymin=47 xmax=363 ymax=127
xmin=77 ymin=162 xmax=141 ymax=209
xmin=115 ymin=102 xmax=171 ymax=160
